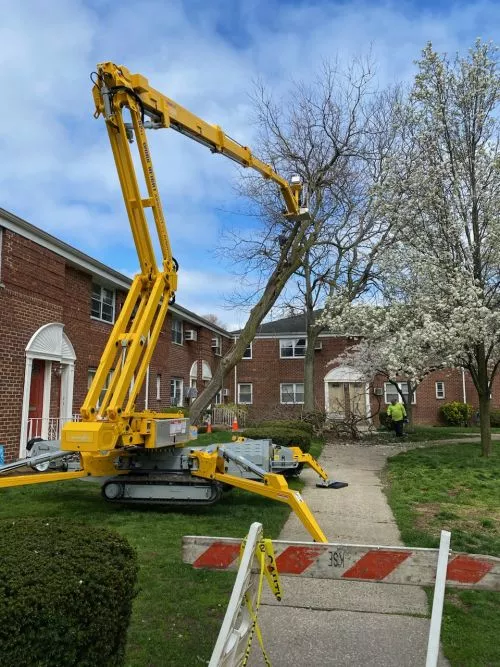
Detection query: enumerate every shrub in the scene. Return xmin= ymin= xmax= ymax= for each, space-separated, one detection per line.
xmin=440 ymin=401 xmax=474 ymax=426
xmin=239 ymin=427 xmax=311 ymax=453
xmin=301 ymin=410 xmax=328 ymax=436
xmin=251 ymin=419 xmax=314 ymax=436
xmin=490 ymin=408 xmax=500 ymax=427
xmin=0 ymin=518 xmax=138 ymax=667
xmin=163 ymin=406 xmax=190 ymax=417
xmin=378 ymin=412 xmax=393 ymax=430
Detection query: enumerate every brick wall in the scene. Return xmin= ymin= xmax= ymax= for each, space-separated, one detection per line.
xmin=235 ymin=335 xmax=500 ymax=425
xmin=0 ymin=228 xmax=232 ymax=461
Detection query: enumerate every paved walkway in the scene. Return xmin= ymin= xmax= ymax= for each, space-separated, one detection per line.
xmin=248 ymin=442 xmax=450 ymax=666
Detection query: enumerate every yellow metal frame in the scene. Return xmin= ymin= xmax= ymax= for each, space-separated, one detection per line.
xmin=288 ymin=446 xmax=330 ymax=481
xmin=60 ymin=62 xmax=304 ymax=455
xmin=190 ymin=449 xmax=327 ymax=543
xmin=1 ymin=64 xmax=326 ymax=542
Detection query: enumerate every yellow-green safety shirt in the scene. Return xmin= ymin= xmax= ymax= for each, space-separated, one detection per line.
xmin=387 ymin=402 xmax=406 ymax=422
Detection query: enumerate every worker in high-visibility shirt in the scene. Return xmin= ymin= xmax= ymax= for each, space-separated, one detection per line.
xmin=387 ymin=399 xmax=407 ymax=437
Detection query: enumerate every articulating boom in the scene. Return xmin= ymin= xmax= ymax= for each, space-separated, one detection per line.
xmin=62 ymin=62 xmax=306 ymax=455
xmin=0 ymin=63 xmax=331 ymax=544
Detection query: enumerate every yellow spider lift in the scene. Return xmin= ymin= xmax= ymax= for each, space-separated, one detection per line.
xmin=0 ymin=63 xmax=330 ymax=543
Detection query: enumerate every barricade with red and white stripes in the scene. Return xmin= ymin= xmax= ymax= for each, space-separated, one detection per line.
xmin=184 ymin=528 xmax=499 ymax=667
xmin=183 ymin=535 xmax=499 ymax=591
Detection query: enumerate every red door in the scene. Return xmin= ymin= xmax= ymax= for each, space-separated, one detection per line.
xmin=29 ymin=359 xmax=45 ymax=437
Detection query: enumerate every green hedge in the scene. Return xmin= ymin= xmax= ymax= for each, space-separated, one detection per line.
xmin=440 ymin=401 xmax=474 ymax=426
xmin=163 ymin=406 xmax=190 ymax=417
xmin=0 ymin=519 xmax=138 ymax=667
xmin=251 ymin=419 xmax=314 ymax=436
xmin=490 ymin=408 xmax=500 ymax=427
xmin=240 ymin=427 xmax=311 ymax=453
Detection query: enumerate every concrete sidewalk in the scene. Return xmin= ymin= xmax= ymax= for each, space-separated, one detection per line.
xmin=248 ymin=442 xmax=449 ymax=666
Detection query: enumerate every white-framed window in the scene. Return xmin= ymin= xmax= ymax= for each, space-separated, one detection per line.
xmin=242 ymin=342 xmax=252 ymax=359
xmin=435 ymin=381 xmax=445 ymax=399
xmin=238 ymin=383 xmax=253 ymax=404
xmin=280 ymin=382 xmax=304 ymax=404
xmin=212 ymin=334 xmax=222 ymax=356
xmin=170 ymin=377 xmax=184 ymax=406
xmin=384 ymin=381 xmax=416 ymax=405
xmin=280 ymin=338 xmax=306 ymax=358
xmin=172 ymin=318 xmax=183 ymax=345
xmin=88 ymin=368 xmax=113 ymax=408
xmin=156 ymin=374 xmax=161 ymax=401
xmin=91 ymin=284 xmax=115 ymax=323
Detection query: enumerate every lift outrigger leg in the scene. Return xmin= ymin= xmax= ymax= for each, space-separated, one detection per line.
xmin=190 ymin=447 xmax=328 ymax=543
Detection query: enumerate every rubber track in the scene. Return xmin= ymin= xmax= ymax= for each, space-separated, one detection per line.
xmin=101 ymin=473 xmax=223 ymax=506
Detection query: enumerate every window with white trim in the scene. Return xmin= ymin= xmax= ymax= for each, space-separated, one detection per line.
xmin=156 ymin=374 xmax=161 ymax=401
xmin=435 ymin=381 xmax=445 ymax=399
xmin=91 ymin=284 xmax=115 ymax=323
xmin=280 ymin=338 xmax=306 ymax=358
xmin=172 ymin=318 xmax=183 ymax=345
xmin=88 ymin=368 xmax=113 ymax=408
xmin=242 ymin=342 xmax=252 ymax=359
xmin=238 ymin=383 xmax=253 ymax=404
xmin=280 ymin=382 xmax=304 ymax=404
xmin=212 ymin=334 xmax=222 ymax=356
xmin=384 ymin=381 xmax=416 ymax=405
xmin=170 ymin=377 xmax=184 ymax=406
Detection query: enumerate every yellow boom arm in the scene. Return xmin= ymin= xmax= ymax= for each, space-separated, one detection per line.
xmin=61 ymin=62 xmax=305 ymax=454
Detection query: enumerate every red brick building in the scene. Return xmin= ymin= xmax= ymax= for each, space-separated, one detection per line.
xmin=0 ymin=208 xmax=493 ymax=462
xmin=233 ymin=314 xmax=490 ymax=425
xmin=0 ymin=208 xmax=232 ymax=462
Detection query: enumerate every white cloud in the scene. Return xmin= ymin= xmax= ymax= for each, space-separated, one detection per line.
xmin=2 ymin=0 xmax=500 ymax=320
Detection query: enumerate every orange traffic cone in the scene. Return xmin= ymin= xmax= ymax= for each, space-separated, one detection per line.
xmin=206 ymin=419 xmax=212 ymax=434
xmin=232 ymin=416 xmax=239 ymax=431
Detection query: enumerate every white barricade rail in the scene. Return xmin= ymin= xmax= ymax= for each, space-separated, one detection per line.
xmin=208 ymin=522 xmax=281 ymax=667
xmin=183 ymin=534 xmax=499 ymax=591
xmin=187 ymin=528 xmax=499 ymax=667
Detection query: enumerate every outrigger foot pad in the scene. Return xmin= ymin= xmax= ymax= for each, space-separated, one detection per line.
xmin=316 ymin=481 xmax=349 ymax=489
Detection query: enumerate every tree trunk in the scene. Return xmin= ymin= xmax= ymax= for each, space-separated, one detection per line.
xmin=478 ymin=392 xmax=491 ymax=457
xmin=189 ymin=218 xmax=313 ymax=424
xmin=469 ymin=344 xmax=492 ymax=457
xmin=406 ymin=383 xmax=415 ymax=428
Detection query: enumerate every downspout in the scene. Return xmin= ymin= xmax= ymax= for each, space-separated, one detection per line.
xmin=234 ymin=364 xmax=237 ymax=403
xmin=461 ymin=367 xmax=467 ymax=404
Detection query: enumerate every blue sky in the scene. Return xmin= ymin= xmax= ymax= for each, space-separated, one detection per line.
xmin=1 ymin=0 xmax=499 ymax=329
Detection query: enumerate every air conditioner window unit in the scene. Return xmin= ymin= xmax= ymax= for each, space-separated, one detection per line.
xmin=185 ymin=329 xmax=197 ymax=341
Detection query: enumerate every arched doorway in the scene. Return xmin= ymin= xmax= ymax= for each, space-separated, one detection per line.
xmin=20 ymin=323 xmax=76 ymax=456
xmin=324 ymin=365 xmax=369 ymax=421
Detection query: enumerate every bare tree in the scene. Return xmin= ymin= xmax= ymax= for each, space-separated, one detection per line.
xmin=201 ymin=313 xmax=228 ymax=329
xmin=221 ymin=66 xmax=401 ymax=412
xmin=190 ymin=59 xmax=398 ymax=424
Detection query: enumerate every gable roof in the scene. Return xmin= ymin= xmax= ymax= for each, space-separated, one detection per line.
xmin=232 ymin=310 xmax=329 ymax=337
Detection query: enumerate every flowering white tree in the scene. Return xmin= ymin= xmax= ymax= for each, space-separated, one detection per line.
xmin=326 ymin=257 xmax=483 ymax=425
xmin=326 ymin=41 xmax=500 ymax=455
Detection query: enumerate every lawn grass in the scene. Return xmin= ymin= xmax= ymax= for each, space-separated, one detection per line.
xmin=0 ymin=431 xmax=323 ymax=666
xmin=385 ymin=442 xmax=499 ymax=666
xmin=378 ymin=425 xmax=500 ymax=442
